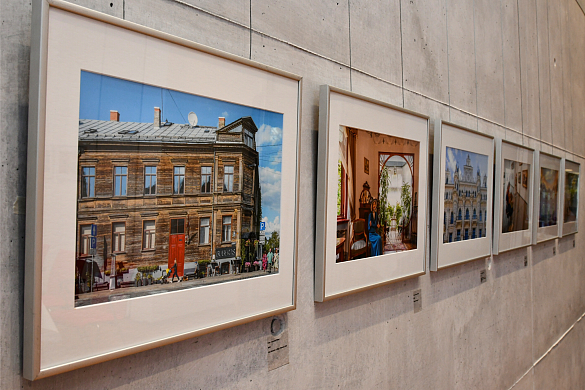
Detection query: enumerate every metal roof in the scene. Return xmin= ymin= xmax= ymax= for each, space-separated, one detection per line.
xmin=79 ymin=119 xmax=219 ymax=144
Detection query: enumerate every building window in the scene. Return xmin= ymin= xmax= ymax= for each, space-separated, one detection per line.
xmin=143 ymin=220 xmax=155 ymax=250
xmin=81 ymin=167 xmax=95 ymax=198
xmin=112 ymin=222 xmax=126 ymax=252
xmin=444 ymin=212 xmax=446 ymax=225
xmin=472 ymin=228 xmax=476 ymax=239
xmin=449 ymin=233 xmax=453 ymax=242
xmin=244 ymin=130 xmax=254 ymax=148
xmin=450 ymin=212 xmax=454 ymax=224
xmin=144 ymin=166 xmax=157 ymax=195
xmin=222 ymin=216 xmax=232 ymax=242
xmin=464 ymin=229 xmax=469 ymax=240
xmin=199 ymin=217 xmax=210 ymax=244
xmin=473 ymin=208 xmax=477 ymax=219
xmin=479 ymin=229 xmax=483 ymax=237
xmin=465 ymin=208 xmax=470 ymax=220
xmin=458 ymin=209 xmax=462 ymax=220
xmin=79 ymin=225 xmax=92 ymax=256
xmin=456 ymin=229 xmax=461 ymax=241
xmin=223 ymin=166 xmax=234 ymax=192
xmin=201 ymin=166 xmax=212 ymax=193
xmin=173 ymin=166 xmax=185 ymax=194
xmin=114 ymin=166 xmax=128 ymax=196
xmin=170 ymin=218 xmax=185 ymax=234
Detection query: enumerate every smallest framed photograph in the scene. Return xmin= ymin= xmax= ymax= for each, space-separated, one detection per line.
xmin=430 ymin=121 xmax=494 ymax=271
xmin=560 ymin=159 xmax=580 ymax=236
xmin=532 ymin=151 xmax=562 ymax=243
xmin=492 ymin=139 xmax=535 ymax=255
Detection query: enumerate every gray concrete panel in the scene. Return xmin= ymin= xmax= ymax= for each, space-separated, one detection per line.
xmin=517 ymin=0 xmax=541 ymax=140
xmin=176 ymin=0 xmax=250 ymax=26
xmin=350 ymin=70 xmax=403 ymax=108
xmin=513 ymin=371 xmax=534 ymax=390
xmin=559 ymin=0 xmax=573 ymax=154
xmin=124 ymin=0 xmax=250 ymax=58
xmin=349 ymin=0 xmax=402 ymax=86
xmin=449 ymin=108 xmax=478 ymax=131
xmin=474 ymin=0 xmax=505 ymax=124
xmin=501 ymin=0 xmax=523 ymax=132
xmin=446 ymin=0 xmax=477 ymax=114
xmin=547 ymin=0 xmax=566 ymax=149
xmin=506 ymin=128 xmax=523 ymax=145
xmin=63 ymin=0 xmax=124 ymax=17
xmin=251 ymin=0 xmax=350 ymax=65
xmin=535 ymin=0 xmax=553 ymax=145
xmin=568 ymin=1 xmax=585 ymax=157
xmin=403 ymin=90 xmax=450 ymax=123
xmin=401 ymin=0 xmax=450 ymax=103
xmin=533 ymin=317 xmax=585 ymax=390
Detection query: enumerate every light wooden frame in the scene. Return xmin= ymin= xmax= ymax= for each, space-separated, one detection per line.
xmin=430 ymin=121 xmax=494 ymax=271
xmin=24 ymin=0 xmax=301 ymax=380
xmin=560 ymin=159 xmax=580 ymax=236
xmin=314 ymin=85 xmax=429 ymax=302
xmin=492 ymin=139 xmax=536 ymax=255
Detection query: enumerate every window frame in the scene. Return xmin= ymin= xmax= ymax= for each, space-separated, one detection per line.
xmin=223 ymin=165 xmax=234 ymax=192
xmin=199 ymin=217 xmax=210 ymax=245
xmin=144 ymin=166 xmax=157 ymax=196
xmin=112 ymin=222 xmax=126 ymax=253
xmin=201 ymin=166 xmax=212 ymax=194
xmin=79 ymin=224 xmax=92 ymax=257
xmin=80 ymin=166 xmax=95 ymax=199
xmin=173 ymin=166 xmax=185 ymax=195
xmin=113 ymin=166 xmax=128 ymax=197
xmin=222 ymin=215 xmax=232 ymax=243
xmin=142 ymin=220 xmax=156 ymax=251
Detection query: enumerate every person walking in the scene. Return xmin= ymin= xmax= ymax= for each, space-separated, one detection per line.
xmin=267 ymin=248 xmax=274 ymax=273
xmin=170 ymin=260 xmax=180 ymax=283
xmin=273 ymin=248 xmax=279 ymax=272
xmin=262 ymin=251 xmax=268 ymax=271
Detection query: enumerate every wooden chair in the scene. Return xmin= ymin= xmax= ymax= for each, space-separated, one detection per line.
xmin=349 ymin=218 xmax=369 ymax=260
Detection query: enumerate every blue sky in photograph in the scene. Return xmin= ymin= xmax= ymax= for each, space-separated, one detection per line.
xmin=445 ymin=147 xmax=488 ymax=183
xmin=79 ymin=71 xmax=282 ymax=234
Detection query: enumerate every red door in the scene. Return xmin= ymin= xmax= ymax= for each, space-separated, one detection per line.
xmin=169 ymin=219 xmax=185 ymax=276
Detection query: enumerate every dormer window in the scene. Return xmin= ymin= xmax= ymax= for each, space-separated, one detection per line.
xmin=244 ymin=130 xmax=254 ymax=148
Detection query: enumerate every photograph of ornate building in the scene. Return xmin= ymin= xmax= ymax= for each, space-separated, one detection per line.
xmin=75 ymin=72 xmax=283 ymax=306
xmin=443 ymin=148 xmax=488 ymax=243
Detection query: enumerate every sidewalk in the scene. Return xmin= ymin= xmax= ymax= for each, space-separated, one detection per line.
xmin=75 ymin=269 xmax=274 ymax=307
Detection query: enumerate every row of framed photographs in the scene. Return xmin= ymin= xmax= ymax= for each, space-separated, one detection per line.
xmin=23 ymin=1 xmax=580 ymax=380
xmin=314 ymin=85 xmax=580 ymax=301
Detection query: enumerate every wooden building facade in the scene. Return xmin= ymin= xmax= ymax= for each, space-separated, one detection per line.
xmin=76 ymin=109 xmax=260 ymax=277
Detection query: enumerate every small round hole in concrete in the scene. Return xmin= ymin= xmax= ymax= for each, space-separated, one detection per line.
xmin=271 ymin=318 xmax=283 ymax=336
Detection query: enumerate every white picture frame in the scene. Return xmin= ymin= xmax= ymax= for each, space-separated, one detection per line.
xmin=532 ymin=151 xmax=562 ymax=244
xmin=24 ymin=0 xmax=301 ymax=380
xmin=314 ymin=85 xmax=429 ymax=302
xmin=430 ymin=121 xmax=494 ymax=271
xmin=560 ymin=159 xmax=580 ymax=236
xmin=492 ymin=139 xmax=536 ymax=255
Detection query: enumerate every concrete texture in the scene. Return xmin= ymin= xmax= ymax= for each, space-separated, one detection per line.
xmin=1 ymin=0 xmax=585 ymax=389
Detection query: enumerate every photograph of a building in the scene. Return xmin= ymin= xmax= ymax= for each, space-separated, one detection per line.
xmin=75 ymin=72 xmax=283 ymax=306
xmin=443 ymin=148 xmax=488 ymax=243
xmin=336 ymin=127 xmax=419 ymax=262
xmin=502 ymin=160 xmax=530 ymax=233
xmin=539 ymin=168 xmax=559 ymax=227
xmin=564 ymin=172 xmax=579 ymax=223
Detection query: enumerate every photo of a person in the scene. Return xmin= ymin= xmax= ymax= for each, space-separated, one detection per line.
xmin=368 ymin=200 xmax=383 ymax=257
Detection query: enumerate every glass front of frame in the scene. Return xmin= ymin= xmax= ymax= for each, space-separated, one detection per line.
xmin=336 ymin=127 xmax=419 ymax=263
xmin=564 ymin=171 xmax=579 ymax=223
xmin=539 ymin=167 xmax=559 ymax=227
xmin=502 ymin=160 xmax=530 ymax=233
xmin=443 ymin=147 xmax=489 ymax=243
xmin=76 ymin=72 xmax=283 ymax=306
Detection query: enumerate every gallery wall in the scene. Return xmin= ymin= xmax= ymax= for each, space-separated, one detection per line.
xmin=1 ymin=0 xmax=585 ymax=388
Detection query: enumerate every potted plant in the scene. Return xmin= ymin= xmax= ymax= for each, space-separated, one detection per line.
xmin=245 ymin=261 xmax=251 ymax=272
xmin=253 ymin=260 xmax=260 ymax=271
xmin=395 ymin=203 xmax=403 ymax=234
xmin=134 ymin=272 xmax=142 ymax=287
xmin=400 ymin=182 xmax=412 ymax=239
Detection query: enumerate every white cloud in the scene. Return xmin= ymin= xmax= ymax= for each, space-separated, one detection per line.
xmin=262 ymin=216 xmax=280 ymax=234
xmin=259 ymin=166 xmax=281 ymax=213
xmin=256 ymin=124 xmax=282 ymax=147
xmin=270 ymin=150 xmax=282 ymax=166
xmin=446 ymin=148 xmax=457 ymax=178
xmin=221 ymin=111 xmax=229 ymax=118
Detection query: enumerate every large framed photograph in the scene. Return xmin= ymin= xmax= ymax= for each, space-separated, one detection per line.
xmin=24 ymin=1 xmax=300 ymax=380
xmin=314 ymin=86 xmax=429 ymax=302
xmin=560 ymin=159 xmax=580 ymax=236
xmin=492 ymin=139 xmax=535 ymax=255
xmin=532 ymin=151 xmax=562 ymax=243
xmin=430 ymin=121 xmax=494 ymax=271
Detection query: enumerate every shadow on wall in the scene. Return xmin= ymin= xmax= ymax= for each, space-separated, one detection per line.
xmin=427 ymin=257 xmax=486 ymax=306
xmin=492 ymin=246 xmax=529 ymax=280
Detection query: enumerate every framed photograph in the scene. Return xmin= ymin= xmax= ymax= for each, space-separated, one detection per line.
xmin=314 ymin=86 xmax=429 ymax=302
xmin=532 ymin=151 xmax=562 ymax=243
xmin=364 ymin=157 xmax=370 ymax=174
xmin=24 ymin=0 xmax=301 ymax=380
xmin=492 ymin=139 xmax=535 ymax=255
xmin=430 ymin=121 xmax=494 ymax=271
xmin=560 ymin=159 xmax=580 ymax=236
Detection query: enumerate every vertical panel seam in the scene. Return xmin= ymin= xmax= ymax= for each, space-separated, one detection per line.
xmin=473 ymin=0 xmax=479 ymax=129
xmin=516 ymin=0 xmax=525 ymax=140
xmin=446 ymin=0 xmax=452 ymax=122
xmin=535 ymin=0 xmax=543 ymax=146
xmin=348 ymin=0 xmax=353 ymax=91
xmin=399 ymin=0 xmax=405 ymax=108
xmin=500 ymin=0 xmax=507 ymax=137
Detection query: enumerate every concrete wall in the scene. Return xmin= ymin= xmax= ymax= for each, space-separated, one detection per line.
xmin=1 ymin=0 xmax=584 ymax=388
